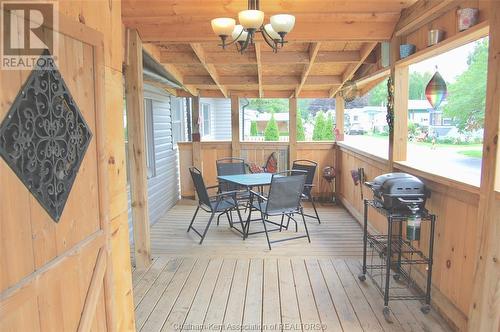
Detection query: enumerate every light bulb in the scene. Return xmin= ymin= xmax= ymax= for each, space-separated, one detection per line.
xmin=211 ymin=18 xmax=236 ymax=36
xmin=270 ymin=14 xmax=295 ymax=33
xmin=238 ymin=10 xmax=264 ymax=29
xmin=264 ymin=24 xmax=280 ymax=40
xmin=232 ymin=25 xmax=248 ymax=42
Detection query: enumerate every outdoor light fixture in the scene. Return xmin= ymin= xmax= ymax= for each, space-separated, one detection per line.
xmin=211 ymin=0 xmax=295 ymax=53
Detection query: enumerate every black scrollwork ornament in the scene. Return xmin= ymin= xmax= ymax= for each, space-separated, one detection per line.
xmin=386 ymin=77 xmax=395 ymax=134
xmin=0 ymin=52 xmax=92 ymax=222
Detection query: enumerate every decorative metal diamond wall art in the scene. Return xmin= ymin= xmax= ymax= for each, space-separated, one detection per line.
xmin=0 ymin=53 xmax=92 ymax=222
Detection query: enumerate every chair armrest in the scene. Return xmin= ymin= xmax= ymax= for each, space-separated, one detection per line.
xmin=249 ymin=190 xmax=268 ymax=201
xmin=212 ymin=189 xmax=247 ymax=199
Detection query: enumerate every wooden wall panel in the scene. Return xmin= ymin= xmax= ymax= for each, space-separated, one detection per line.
xmin=337 ymin=145 xmax=481 ymax=331
xmin=296 ymin=143 xmax=336 ymax=198
xmin=402 ymin=0 xmax=489 ymax=53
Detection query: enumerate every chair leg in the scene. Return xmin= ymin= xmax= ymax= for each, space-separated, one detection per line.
xmin=301 ymin=208 xmax=311 ymax=243
xmin=311 ymin=197 xmax=321 ymax=224
xmin=199 ymin=211 xmax=216 ymax=245
xmin=187 ymin=205 xmax=200 ymax=232
xmin=226 ymin=211 xmax=233 ymax=227
xmin=234 ymin=204 xmax=245 ymax=235
xmin=260 ymin=212 xmax=272 ymax=250
xmin=279 ymin=215 xmax=284 ymax=232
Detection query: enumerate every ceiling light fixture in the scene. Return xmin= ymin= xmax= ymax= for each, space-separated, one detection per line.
xmin=211 ymin=0 xmax=295 ymax=53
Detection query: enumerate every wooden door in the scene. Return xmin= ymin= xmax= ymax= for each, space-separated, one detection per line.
xmin=0 ymin=13 xmax=113 ymax=332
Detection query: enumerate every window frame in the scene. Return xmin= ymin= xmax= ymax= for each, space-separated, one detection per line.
xmin=144 ymin=98 xmax=156 ymax=178
xmin=200 ymin=102 xmax=211 ymax=137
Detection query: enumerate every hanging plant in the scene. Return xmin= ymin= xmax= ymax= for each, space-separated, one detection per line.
xmin=425 ymin=69 xmax=448 ymax=109
xmin=386 ymin=77 xmax=394 ymax=133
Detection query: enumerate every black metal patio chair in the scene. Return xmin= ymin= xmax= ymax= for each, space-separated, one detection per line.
xmin=187 ymin=167 xmax=245 ymax=244
xmin=292 ymin=159 xmax=321 ymax=224
xmin=249 ymin=170 xmax=310 ymax=250
xmin=216 ymin=157 xmax=251 ymax=217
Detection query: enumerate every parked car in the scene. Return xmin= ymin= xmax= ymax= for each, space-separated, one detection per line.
xmin=348 ymin=124 xmax=366 ymax=135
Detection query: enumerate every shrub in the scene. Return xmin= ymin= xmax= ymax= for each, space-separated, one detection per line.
xmin=250 ymin=121 xmax=258 ymax=136
xmin=264 ymin=113 xmax=280 ymax=141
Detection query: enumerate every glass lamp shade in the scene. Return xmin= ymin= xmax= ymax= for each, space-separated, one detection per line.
xmin=238 ymin=10 xmax=264 ymax=29
xmin=232 ymin=25 xmax=248 ymax=41
xmin=264 ymin=24 xmax=280 ymax=40
xmin=211 ymin=18 xmax=236 ymax=36
xmin=270 ymin=14 xmax=295 ymax=33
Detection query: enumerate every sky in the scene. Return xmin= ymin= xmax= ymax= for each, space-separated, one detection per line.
xmin=409 ymin=37 xmax=487 ymax=83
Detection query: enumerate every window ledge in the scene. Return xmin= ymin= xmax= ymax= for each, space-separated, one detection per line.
xmin=394 ymin=161 xmax=480 ymax=195
xmin=336 ymin=141 xmax=389 ymax=166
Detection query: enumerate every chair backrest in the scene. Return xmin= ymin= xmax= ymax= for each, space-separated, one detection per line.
xmin=266 ymin=170 xmax=307 ymax=214
xmin=292 ymin=160 xmax=317 ymax=195
xmin=189 ymin=167 xmax=212 ymax=209
xmin=216 ymin=157 xmax=246 ymax=191
xmin=216 ymin=157 xmax=246 ymax=176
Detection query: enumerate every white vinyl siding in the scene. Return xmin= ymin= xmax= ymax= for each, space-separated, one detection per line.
xmin=128 ymin=84 xmax=180 ymax=242
xmin=200 ymin=98 xmax=231 ymax=140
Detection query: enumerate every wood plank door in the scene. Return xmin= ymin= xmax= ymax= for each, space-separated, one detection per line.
xmin=0 ymin=12 xmax=113 ymax=332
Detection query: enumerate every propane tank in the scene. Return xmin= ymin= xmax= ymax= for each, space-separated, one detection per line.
xmin=407 ymin=214 xmax=421 ymax=241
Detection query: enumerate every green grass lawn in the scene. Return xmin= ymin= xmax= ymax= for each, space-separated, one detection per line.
xmin=458 ymin=149 xmax=483 ymax=158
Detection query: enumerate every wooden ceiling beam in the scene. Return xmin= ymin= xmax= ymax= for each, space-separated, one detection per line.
xmin=133 ymin=21 xmax=397 ymax=43
xmin=159 ymin=50 xmax=368 ymax=65
xmin=178 ymin=89 xmax=335 ymax=98
xmin=395 ymin=0 xmax=458 ymax=37
xmin=121 ymin=1 xmax=414 ymax=17
xmin=123 ymin=12 xmax=402 ymax=26
xmin=255 ymin=43 xmax=263 ymax=98
xmin=329 ymin=42 xmax=378 ymax=97
xmin=190 ymin=43 xmax=228 ymax=97
xmin=142 ymin=43 xmax=198 ymax=96
xmin=184 ymin=75 xmax=342 ymax=86
xmin=295 ymin=42 xmax=321 ymax=98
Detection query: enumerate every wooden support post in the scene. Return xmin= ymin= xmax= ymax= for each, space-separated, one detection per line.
xmin=125 ymin=29 xmax=151 ymax=268
xmin=468 ymin=3 xmax=500 ymax=331
xmin=289 ymin=98 xmax=298 ymax=168
xmin=231 ymin=95 xmax=241 ymax=157
xmin=388 ymin=35 xmax=409 ymax=170
xmin=191 ymin=96 xmax=202 ymax=171
xmin=393 ymin=66 xmax=409 ymax=162
xmin=335 ymin=95 xmax=345 ymax=141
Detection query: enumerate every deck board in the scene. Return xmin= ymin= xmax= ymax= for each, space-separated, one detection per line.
xmin=133 ymin=202 xmax=453 ymax=331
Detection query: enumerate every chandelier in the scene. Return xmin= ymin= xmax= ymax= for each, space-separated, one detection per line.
xmin=211 ymin=0 xmax=295 ymax=53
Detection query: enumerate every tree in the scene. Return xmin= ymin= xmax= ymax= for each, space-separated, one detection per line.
xmin=248 ymin=98 xmax=289 ymax=113
xmin=324 ymin=113 xmax=334 ymax=140
xmin=443 ymin=39 xmax=488 ymax=131
xmin=250 ymin=121 xmax=258 ymax=136
xmin=264 ymin=113 xmax=280 ymax=141
xmin=368 ymin=79 xmax=389 ymax=105
xmin=297 ymin=109 xmax=305 ymax=141
xmin=312 ymin=112 xmax=326 ymax=141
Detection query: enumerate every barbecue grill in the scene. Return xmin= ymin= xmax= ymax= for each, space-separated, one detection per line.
xmin=365 ymin=173 xmax=428 ymax=213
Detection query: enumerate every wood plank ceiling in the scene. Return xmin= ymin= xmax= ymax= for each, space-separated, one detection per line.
xmin=122 ymin=0 xmax=417 ymax=98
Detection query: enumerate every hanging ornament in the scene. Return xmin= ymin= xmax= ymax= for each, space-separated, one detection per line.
xmin=425 ymin=68 xmax=448 ymax=109
xmin=386 ymin=77 xmax=394 ymax=133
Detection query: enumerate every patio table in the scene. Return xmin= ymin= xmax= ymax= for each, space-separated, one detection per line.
xmin=217 ymin=173 xmax=278 ymax=187
xmin=217 ymin=173 xmax=284 ymax=239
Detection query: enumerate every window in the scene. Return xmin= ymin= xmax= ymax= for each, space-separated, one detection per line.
xmin=171 ymin=97 xmax=185 ymax=147
xmin=405 ymin=37 xmax=488 ymax=186
xmin=201 ymin=103 xmax=211 ymax=137
xmin=240 ymin=98 xmax=289 ymax=142
xmin=296 ymin=99 xmax=335 ymax=141
xmin=340 ymin=79 xmax=390 ymax=159
xmin=144 ymin=98 xmax=156 ymax=178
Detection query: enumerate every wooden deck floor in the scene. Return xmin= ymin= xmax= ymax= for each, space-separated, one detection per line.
xmin=132 ymin=201 xmax=452 ymax=331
